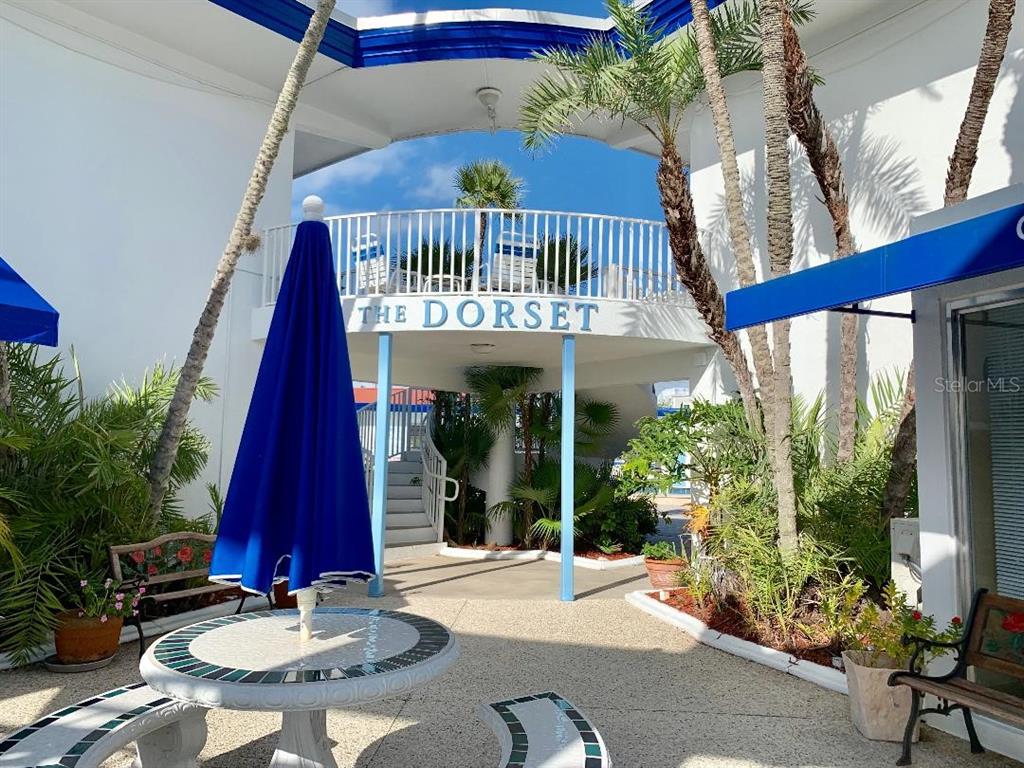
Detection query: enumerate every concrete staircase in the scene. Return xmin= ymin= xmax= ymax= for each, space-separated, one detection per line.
xmin=384 ymin=451 xmax=439 ymax=547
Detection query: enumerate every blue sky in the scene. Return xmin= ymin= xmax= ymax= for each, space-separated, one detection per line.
xmin=344 ymin=1 xmax=609 ymax=17
xmin=290 ymin=131 xmax=662 ymax=222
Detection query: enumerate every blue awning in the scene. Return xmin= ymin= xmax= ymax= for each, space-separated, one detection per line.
xmin=0 ymin=255 xmax=59 ymax=346
xmin=725 ymin=201 xmax=1024 ymax=331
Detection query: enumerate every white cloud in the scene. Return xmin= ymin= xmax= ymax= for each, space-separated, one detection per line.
xmin=293 ymin=143 xmax=414 ymax=201
xmin=407 ymin=162 xmax=459 ymax=204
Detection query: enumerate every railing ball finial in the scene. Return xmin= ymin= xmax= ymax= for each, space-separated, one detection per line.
xmin=302 ymin=195 xmax=325 ymax=222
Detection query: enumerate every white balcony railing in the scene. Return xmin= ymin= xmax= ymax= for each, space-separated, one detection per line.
xmin=260 ymin=208 xmax=688 ymax=306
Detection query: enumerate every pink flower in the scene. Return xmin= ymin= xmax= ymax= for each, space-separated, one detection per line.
xmin=132 ymin=597 xmax=140 ymax=607
xmin=147 ymin=564 xmax=158 ymax=576
xmin=77 ymin=611 xmax=84 ymax=618
xmin=133 ymin=610 xmax=139 ymax=617
xmin=153 ymin=546 xmax=162 ymax=557
xmin=177 ymin=546 xmax=194 ymax=564
xmin=100 ymin=615 xmax=108 ymax=623
xmin=138 ymin=587 xmax=146 ymax=595
xmin=79 ymin=579 xmax=88 ymax=588
xmin=114 ymin=602 xmax=123 ymax=610
xmin=115 ymin=593 xmax=124 ymax=601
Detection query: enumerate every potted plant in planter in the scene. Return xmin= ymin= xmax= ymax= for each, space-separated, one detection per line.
xmin=641 ymin=541 xmax=687 ymax=589
xmin=53 ymin=577 xmax=145 ymax=668
xmin=840 ymin=583 xmax=961 ymax=742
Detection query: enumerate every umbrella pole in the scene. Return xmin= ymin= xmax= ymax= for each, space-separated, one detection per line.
xmin=297 ymin=588 xmax=317 ymax=641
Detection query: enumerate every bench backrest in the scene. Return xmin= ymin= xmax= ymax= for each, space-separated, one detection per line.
xmin=109 ymin=532 xmax=219 ymax=602
xmin=964 ymin=591 xmax=1024 ymax=681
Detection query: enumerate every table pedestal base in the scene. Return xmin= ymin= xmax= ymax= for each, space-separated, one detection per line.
xmin=271 ymin=710 xmax=337 ymax=768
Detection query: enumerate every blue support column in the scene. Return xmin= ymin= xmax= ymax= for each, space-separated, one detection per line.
xmin=560 ymin=334 xmax=575 ymax=602
xmin=369 ymin=332 xmax=393 ymax=598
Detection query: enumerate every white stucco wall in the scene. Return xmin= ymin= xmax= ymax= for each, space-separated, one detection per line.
xmin=687 ymin=0 xmax=1024 ymax=412
xmin=0 ymin=10 xmax=293 ymax=516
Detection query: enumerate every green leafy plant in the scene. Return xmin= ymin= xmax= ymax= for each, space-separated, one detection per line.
xmin=0 ymin=345 xmax=215 ymax=663
xmin=641 ymin=540 xmax=682 ymax=562
xmin=69 ymin=577 xmax=146 ymax=622
xmin=678 ymin=561 xmax=715 ymax=607
xmin=844 ymin=582 xmax=963 ymax=669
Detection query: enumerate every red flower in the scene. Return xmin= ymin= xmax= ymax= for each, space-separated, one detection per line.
xmin=202 ymin=549 xmax=212 ymax=564
xmin=911 ymin=611 xmax=923 ymax=621
xmin=1001 ymin=612 xmax=1024 ymax=634
xmin=951 ymin=616 xmax=963 ymax=626
xmin=153 ymin=546 xmax=162 ymax=557
xmin=177 ymin=546 xmax=194 ymax=564
xmin=130 ymin=550 xmax=145 ymax=564
xmin=147 ymin=564 xmax=158 ymax=576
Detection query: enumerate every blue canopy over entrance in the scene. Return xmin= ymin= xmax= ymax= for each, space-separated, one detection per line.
xmin=725 ymin=201 xmax=1024 ymax=331
xmin=0 ymin=255 xmax=59 ymax=346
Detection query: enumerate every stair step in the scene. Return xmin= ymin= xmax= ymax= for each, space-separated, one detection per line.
xmin=388 ymin=460 xmax=421 ymax=473
xmin=387 ymin=472 xmax=420 ymax=486
xmin=385 ymin=525 xmax=437 ymax=545
xmin=387 ymin=498 xmax=424 ymax=513
xmin=388 ymin=485 xmax=421 ymax=500
xmin=386 ymin=511 xmax=432 ymax=529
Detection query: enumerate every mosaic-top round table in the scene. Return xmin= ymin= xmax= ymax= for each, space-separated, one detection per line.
xmin=139 ymin=607 xmax=459 ymax=768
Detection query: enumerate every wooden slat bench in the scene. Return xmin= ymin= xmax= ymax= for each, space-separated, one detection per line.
xmin=0 ymin=681 xmax=207 ymax=768
xmin=889 ymin=588 xmax=1024 ymax=765
xmin=109 ymin=532 xmax=272 ymax=658
xmin=479 ymin=691 xmax=611 ymax=767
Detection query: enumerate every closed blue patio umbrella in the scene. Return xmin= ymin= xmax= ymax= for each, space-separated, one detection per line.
xmin=0 ymin=255 xmax=58 ymax=345
xmin=210 ymin=196 xmax=374 ymax=638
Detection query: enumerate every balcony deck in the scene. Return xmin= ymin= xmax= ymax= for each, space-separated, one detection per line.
xmin=252 ymin=208 xmax=716 ymax=391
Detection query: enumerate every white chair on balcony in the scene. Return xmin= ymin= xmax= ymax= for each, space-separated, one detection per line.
xmin=347 ymin=234 xmax=420 ymax=295
xmin=488 ymin=230 xmax=555 ymax=293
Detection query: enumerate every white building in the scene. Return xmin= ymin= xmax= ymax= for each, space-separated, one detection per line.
xmin=1 ymin=0 xmax=1021 ymax=757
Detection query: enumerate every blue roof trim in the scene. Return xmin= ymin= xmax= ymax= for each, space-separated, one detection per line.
xmin=0 ymin=255 xmax=59 ymax=346
xmin=725 ymin=202 xmax=1024 ymax=331
xmin=208 ymin=0 xmax=724 ymax=69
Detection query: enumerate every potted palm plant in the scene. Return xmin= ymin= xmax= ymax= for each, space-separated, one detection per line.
xmin=52 ymin=577 xmax=145 ymax=668
xmin=841 ymin=583 xmax=961 ymax=742
xmin=641 ymin=541 xmax=687 ymax=589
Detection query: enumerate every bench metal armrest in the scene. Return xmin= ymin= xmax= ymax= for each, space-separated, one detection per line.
xmin=888 ymin=631 xmax=967 ymax=687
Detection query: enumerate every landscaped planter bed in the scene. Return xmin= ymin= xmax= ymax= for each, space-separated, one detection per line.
xmin=439 ymin=545 xmax=644 ymax=570
xmin=626 ymin=589 xmax=848 ymax=694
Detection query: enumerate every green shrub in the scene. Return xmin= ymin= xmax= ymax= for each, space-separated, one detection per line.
xmin=0 ymin=345 xmax=215 ymax=663
xmin=641 ymin=540 xmax=681 ymax=561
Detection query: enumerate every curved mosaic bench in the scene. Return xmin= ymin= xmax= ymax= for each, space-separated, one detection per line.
xmin=0 ymin=682 xmax=207 ymax=768
xmin=479 ymin=691 xmax=611 ymax=768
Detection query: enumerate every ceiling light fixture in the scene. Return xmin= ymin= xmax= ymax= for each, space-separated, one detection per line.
xmin=476 ymin=87 xmax=502 ymax=135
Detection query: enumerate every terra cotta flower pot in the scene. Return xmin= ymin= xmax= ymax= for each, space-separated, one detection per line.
xmin=841 ymin=650 xmax=919 ymax=743
xmin=644 ymin=558 xmax=687 ymax=589
xmin=54 ymin=611 xmax=124 ymax=664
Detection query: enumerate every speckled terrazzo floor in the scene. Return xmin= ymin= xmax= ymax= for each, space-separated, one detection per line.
xmin=2 ymin=555 xmax=1020 ymax=767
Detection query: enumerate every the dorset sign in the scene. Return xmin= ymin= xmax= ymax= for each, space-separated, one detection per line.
xmin=352 ymin=296 xmax=601 ymax=333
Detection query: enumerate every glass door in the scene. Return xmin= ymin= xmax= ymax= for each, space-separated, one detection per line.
xmin=956 ymin=298 xmax=1024 ymax=695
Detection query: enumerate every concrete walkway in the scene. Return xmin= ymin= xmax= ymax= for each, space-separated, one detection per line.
xmin=2 ymin=556 xmax=1020 ymax=767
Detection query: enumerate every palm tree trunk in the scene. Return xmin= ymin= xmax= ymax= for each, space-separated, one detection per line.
xmin=780 ymin=7 xmax=860 ymax=463
xmin=690 ymin=0 xmax=776 ymax=443
xmin=883 ymin=0 xmax=1016 ymax=522
xmin=145 ymin=0 xmax=337 ymax=523
xmin=656 ymin=142 xmax=761 ymax=435
xmin=760 ymin=0 xmax=798 ymax=554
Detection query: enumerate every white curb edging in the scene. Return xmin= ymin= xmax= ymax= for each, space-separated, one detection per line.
xmin=439 ymin=545 xmax=644 ymax=570
xmin=626 ymin=590 xmax=848 ymax=695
